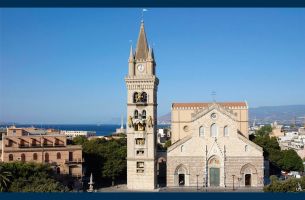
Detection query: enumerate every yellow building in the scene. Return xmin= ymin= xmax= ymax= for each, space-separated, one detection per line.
xmin=1 ymin=126 xmax=83 ymax=178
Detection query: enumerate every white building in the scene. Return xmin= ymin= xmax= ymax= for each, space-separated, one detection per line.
xmin=60 ymin=130 xmax=96 ymax=139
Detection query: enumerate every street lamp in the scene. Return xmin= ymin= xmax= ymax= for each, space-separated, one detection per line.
xmin=232 ymin=175 xmax=235 ymax=191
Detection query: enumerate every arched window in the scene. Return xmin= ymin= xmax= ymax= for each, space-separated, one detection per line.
xmin=142 ymin=110 xmax=146 ymax=119
xmin=245 ymin=145 xmax=248 ymax=152
xmin=45 ymin=153 xmax=49 ymax=163
xmin=224 ymin=126 xmax=229 ymax=137
xmin=57 ymin=152 xmax=61 ymax=159
xmin=142 ymin=92 xmax=147 ymax=103
xmin=33 ymin=153 xmax=38 ymax=160
xmin=199 ymin=126 xmax=204 ymax=137
xmin=21 ymin=153 xmax=26 ymax=162
xmin=133 ymin=92 xmax=138 ymax=103
xmin=210 ymin=123 xmax=217 ymax=137
xmin=56 ymin=167 xmax=60 ymax=174
xmin=9 ymin=154 xmax=13 ymax=161
xmin=134 ymin=110 xmax=138 ymax=119
xmin=181 ymin=145 xmax=184 ymax=152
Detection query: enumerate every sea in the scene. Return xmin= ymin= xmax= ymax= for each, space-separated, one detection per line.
xmin=0 ymin=124 xmax=170 ymax=136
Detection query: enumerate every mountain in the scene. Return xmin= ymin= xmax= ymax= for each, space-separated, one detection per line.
xmin=249 ymin=105 xmax=305 ymax=125
xmin=157 ymin=105 xmax=305 ymax=125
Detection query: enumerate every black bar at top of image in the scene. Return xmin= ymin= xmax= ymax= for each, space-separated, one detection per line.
xmin=0 ymin=0 xmax=305 ymax=7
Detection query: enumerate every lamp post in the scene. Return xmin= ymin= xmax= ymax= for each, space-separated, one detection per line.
xmin=196 ymin=174 xmax=199 ymax=191
xmin=232 ymin=175 xmax=235 ymax=191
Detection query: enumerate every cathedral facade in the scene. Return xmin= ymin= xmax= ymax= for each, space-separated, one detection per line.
xmin=167 ymin=103 xmax=264 ymax=188
xmin=125 ymin=21 xmax=264 ymax=190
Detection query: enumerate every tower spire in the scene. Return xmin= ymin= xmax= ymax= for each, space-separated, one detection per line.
xmin=129 ymin=44 xmax=134 ymax=62
xmin=135 ymin=21 xmax=149 ymax=60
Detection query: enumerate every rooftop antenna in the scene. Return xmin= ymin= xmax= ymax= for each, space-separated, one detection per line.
xmin=211 ymin=91 xmax=216 ymax=102
xmin=141 ymin=8 xmax=148 ymax=22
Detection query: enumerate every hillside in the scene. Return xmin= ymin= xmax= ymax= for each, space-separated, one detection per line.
xmin=157 ymin=105 xmax=305 ymax=125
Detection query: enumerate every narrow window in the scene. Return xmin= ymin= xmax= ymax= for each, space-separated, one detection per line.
xmin=142 ymin=110 xmax=146 ymax=119
xmin=199 ymin=126 xmax=204 ymax=137
xmin=224 ymin=126 xmax=229 ymax=137
xmin=133 ymin=92 xmax=138 ymax=103
xmin=57 ymin=152 xmax=61 ymax=159
xmin=9 ymin=154 xmax=13 ymax=161
xmin=141 ymin=92 xmax=147 ymax=103
xmin=45 ymin=153 xmax=49 ymax=163
xmin=211 ymin=123 xmax=217 ymax=137
xmin=245 ymin=145 xmax=248 ymax=152
xmin=134 ymin=110 xmax=138 ymax=119
xmin=21 ymin=153 xmax=26 ymax=162
xmin=33 ymin=153 xmax=38 ymax=160
xmin=181 ymin=145 xmax=184 ymax=152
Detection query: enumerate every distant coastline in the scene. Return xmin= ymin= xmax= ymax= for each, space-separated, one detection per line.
xmin=0 ymin=124 xmax=170 ymax=136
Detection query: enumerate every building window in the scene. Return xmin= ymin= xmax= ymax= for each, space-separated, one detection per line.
xmin=56 ymin=167 xmax=60 ymax=174
xmin=211 ymin=123 xmax=217 ymax=137
xmin=8 ymin=139 xmax=13 ymax=147
xmin=142 ymin=110 xmax=146 ymax=119
xmin=134 ymin=110 xmax=138 ymax=119
xmin=57 ymin=152 xmax=61 ymax=159
xmin=199 ymin=126 xmax=204 ymax=137
xmin=9 ymin=154 xmax=13 ymax=161
xmin=45 ymin=153 xmax=49 ymax=163
xmin=135 ymin=138 xmax=145 ymax=145
xmin=245 ymin=145 xmax=248 ymax=152
xmin=33 ymin=153 xmax=38 ymax=161
xmin=133 ymin=92 xmax=138 ymax=103
xmin=181 ymin=145 xmax=184 ymax=152
xmin=21 ymin=153 xmax=26 ymax=162
xmin=224 ymin=126 xmax=229 ymax=137
xmin=136 ymin=161 xmax=144 ymax=173
xmin=136 ymin=150 xmax=144 ymax=155
xmin=69 ymin=152 xmax=73 ymax=161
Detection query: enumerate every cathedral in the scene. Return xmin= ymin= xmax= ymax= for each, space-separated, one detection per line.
xmin=125 ymin=21 xmax=264 ymax=190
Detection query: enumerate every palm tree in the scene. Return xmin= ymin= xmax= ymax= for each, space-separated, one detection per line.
xmin=0 ymin=166 xmax=12 ymax=192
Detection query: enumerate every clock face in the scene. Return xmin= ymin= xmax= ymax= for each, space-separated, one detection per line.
xmin=137 ymin=64 xmax=145 ymax=72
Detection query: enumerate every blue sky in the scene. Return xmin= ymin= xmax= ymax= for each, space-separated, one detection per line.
xmin=0 ymin=8 xmax=305 ymax=124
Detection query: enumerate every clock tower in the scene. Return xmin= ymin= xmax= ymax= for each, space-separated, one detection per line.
xmin=125 ymin=21 xmax=158 ymax=190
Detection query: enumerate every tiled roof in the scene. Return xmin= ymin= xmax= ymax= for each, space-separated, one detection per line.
xmin=172 ymin=102 xmax=247 ymax=108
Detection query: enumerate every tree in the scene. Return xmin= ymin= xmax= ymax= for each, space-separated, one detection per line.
xmin=80 ymin=137 xmax=127 ymax=187
xmin=73 ymin=135 xmax=88 ymax=145
xmin=278 ymin=149 xmax=304 ymax=172
xmin=164 ymin=140 xmax=172 ymax=149
xmin=255 ymin=125 xmax=273 ymax=137
xmin=0 ymin=162 xmax=68 ymax=192
xmin=0 ymin=166 xmax=12 ymax=192
xmin=101 ymin=139 xmax=127 ymax=186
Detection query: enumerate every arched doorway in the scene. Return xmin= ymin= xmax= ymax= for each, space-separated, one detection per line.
xmin=240 ymin=163 xmax=258 ymax=187
xmin=56 ymin=167 xmax=61 ymax=174
xmin=179 ymin=174 xmax=185 ymax=186
xmin=208 ymin=156 xmax=221 ymax=187
xmin=174 ymin=164 xmax=189 ymax=187
xmin=245 ymin=174 xmax=251 ymax=186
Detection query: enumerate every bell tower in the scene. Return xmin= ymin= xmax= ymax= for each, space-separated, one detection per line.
xmin=125 ymin=21 xmax=158 ymax=190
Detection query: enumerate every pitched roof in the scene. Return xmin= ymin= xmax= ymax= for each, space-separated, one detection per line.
xmin=135 ymin=21 xmax=149 ymax=60
xmin=172 ymin=102 xmax=247 ymax=108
